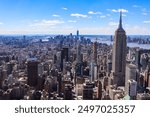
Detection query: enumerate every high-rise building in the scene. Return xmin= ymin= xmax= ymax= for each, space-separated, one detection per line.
xmin=60 ymin=47 xmax=69 ymax=71
xmin=27 ymin=58 xmax=39 ymax=87
xmin=93 ymin=41 xmax=97 ymax=64
xmin=76 ymin=40 xmax=83 ymax=76
xmin=64 ymin=84 xmax=73 ymax=100
xmin=112 ymin=11 xmax=127 ymax=86
xmin=57 ymin=72 xmax=62 ymax=96
xmin=82 ymin=82 xmax=94 ymax=100
xmin=76 ymin=40 xmax=81 ymax=64
xmin=90 ymin=41 xmax=98 ymax=82
xmin=77 ymin=30 xmax=79 ymax=38
xmin=125 ymin=64 xmax=138 ymax=92
xmin=61 ymin=47 xmax=69 ymax=62
xmin=0 ymin=67 xmax=3 ymax=88
xmin=127 ymin=79 xmax=137 ymax=99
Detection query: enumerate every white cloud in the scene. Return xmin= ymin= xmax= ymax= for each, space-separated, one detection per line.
xmin=68 ymin=20 xmax=77 ymax=23
xmin=142 ymin=13 xmax=148 ymax=15
xmin=143 ymin=21 xmax=150 ymax=24
xmin=132 ymin=5 xmax=141 ymax=8
xmin=88 ymin=11 xmax=101 ymax=15
xmin=112 ymin=9 xmax=128 ymax=13
xmin=108 ymin=22 xmax=118 ymax=26
xmin=29 ymin=20 xmax=64 ymax=27
xmin=52 ymin=14 xmax=60 ymax=17
xmin=100 ymin=15 xmax=106 ymax=18
xmin=70 ymin=13 xmax=88 ymax=18
xmin=0 ymin=22 xmax=3 ymax=25
xmin=62 ymin=7 xmax=68 ymax=10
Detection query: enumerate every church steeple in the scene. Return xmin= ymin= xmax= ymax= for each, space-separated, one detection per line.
xmin=118 ymin=11 xmax=123 ymax=30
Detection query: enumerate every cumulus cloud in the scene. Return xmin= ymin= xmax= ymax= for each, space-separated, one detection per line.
xmin=68 ymin=20 xmax=77 ymax=23
xmin=142 ymin=13 xmax=148 ymax=15
xmin=0 ymin=22 xmax=3 ymax=25
xmin=29 ymin=20 xmax=64 ymax=27
xmin=52 ymin=14 xmax=60 ymax=17
xmin=132 ymin=5 xmax=141 ymax=8
xmin=100 ymin=15 xmax=106 ymax=18
xmin=112 ymin=9 xmax=128 ymax=13
xmin=88 ymin=11 xmax=102 ymax=15
xmin=70 ymin=13 xmax=88 ymax=18
xmin=143 ymin=21 xmax=150 ymax=24
xmin=62 ymin=7 xmax=68 ymax=10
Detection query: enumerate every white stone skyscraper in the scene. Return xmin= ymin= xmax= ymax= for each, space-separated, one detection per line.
xmin=112 ymin=11 xmax=127 ymax=86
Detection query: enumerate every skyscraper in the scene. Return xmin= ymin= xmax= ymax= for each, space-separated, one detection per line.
xmin=76 ymin=40 xmax=83 ymax=76
xmin=112 ymin=11 xmax=127 ymax=86
xmin=93 ymin=41 xmax=97 ymax=64
xmin=77 ymin=40 xmax=81 ymax=64
xmin=77 ymin=30 xmax=79 ymax=38
xmin=27 ymin=58 xmax=39 ymax=87
xmin=125 ymin=64 xmax=138 ymax=92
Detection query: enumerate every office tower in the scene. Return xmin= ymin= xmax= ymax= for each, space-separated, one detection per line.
xmin=135 ymin=49 xmax=150 ymax=70
xmin=7 ymin=62 xmax=14 ymax=75
xmin=125 ymin=64 xmax=138 ymax=92
xmin=90 ymin=41 xmax=98 ymax=82
xmin=107 ymin=60 xmax=112 ymax=74
xmin=60 ymin=47 xmax=69 ymax=71
xmin=77 ymin=30 xmax=79 ymax=38
xmin=61 ymin=47 xmax=69 ymax=62
xmin=82 ymin=82 xmax=94 ymax=100
xmin=90 ymin=61 xmax=94 ymax=82
xmin=0 ymin=67 xmax=3 ymax=88
xmin=76 ymin=40 xmax=83 ymax=76
xmin=93 ymin=41 xmax=97 ymax=64
xmin=140 ymin=54 xmax=149 ymax=71
xmin=127 ymin=79 xmax=137 ymax=99
xmin=93 ymin=41 xmax=98 ymax=81
xmin=144 ymin=67 xmax=150 ymax=88
xmin=57 ymin=72 xmax=62 ymax=96
xmin=77 ymin=40 xmax=82 ymax=64
xmin=104 ymin=76 xmax=108 ymax=90
xmin=27 ymin=58 xmax=39 ymax=87
xmin=94 ymin=65 xmax=98 ymax=81
xmin=64 ymin=84 xmax=73 ymax=100
xmin=97 ymin=80 xmax=102 ymax=100
xmin=112 ymin=11 xmax=127 ymax=86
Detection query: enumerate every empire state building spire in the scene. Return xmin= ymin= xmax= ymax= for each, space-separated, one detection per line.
xmin=118 ymin=11 xmax=124 ymax=30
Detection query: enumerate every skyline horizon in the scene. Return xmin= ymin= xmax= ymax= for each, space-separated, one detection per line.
xmin=1 ymin=33 xmax=150 ymax=36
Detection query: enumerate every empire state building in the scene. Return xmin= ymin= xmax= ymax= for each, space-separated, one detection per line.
xmin=112 ymin=11 xmax=127 ymax=86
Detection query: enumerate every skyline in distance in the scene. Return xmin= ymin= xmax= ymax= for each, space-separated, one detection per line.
xmin=0 ymin=0 xmax=150 ymax=35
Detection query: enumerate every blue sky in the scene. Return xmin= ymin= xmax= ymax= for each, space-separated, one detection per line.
xmin=0 ymin=0 xmax=150 ymax=35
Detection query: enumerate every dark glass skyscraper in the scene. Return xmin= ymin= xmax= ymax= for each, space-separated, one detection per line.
xmin=27 ymin=58 xmax=39 ymax=87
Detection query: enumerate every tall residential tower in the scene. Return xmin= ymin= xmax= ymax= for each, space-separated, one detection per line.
xmin=112 ymin=11 xmax=127 ymax=86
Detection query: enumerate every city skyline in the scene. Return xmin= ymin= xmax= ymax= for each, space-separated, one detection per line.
xmin=0 ymin=0 xmax=150 ymax=35
xmin=0 ymin=10 xmax=150 ymax=100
